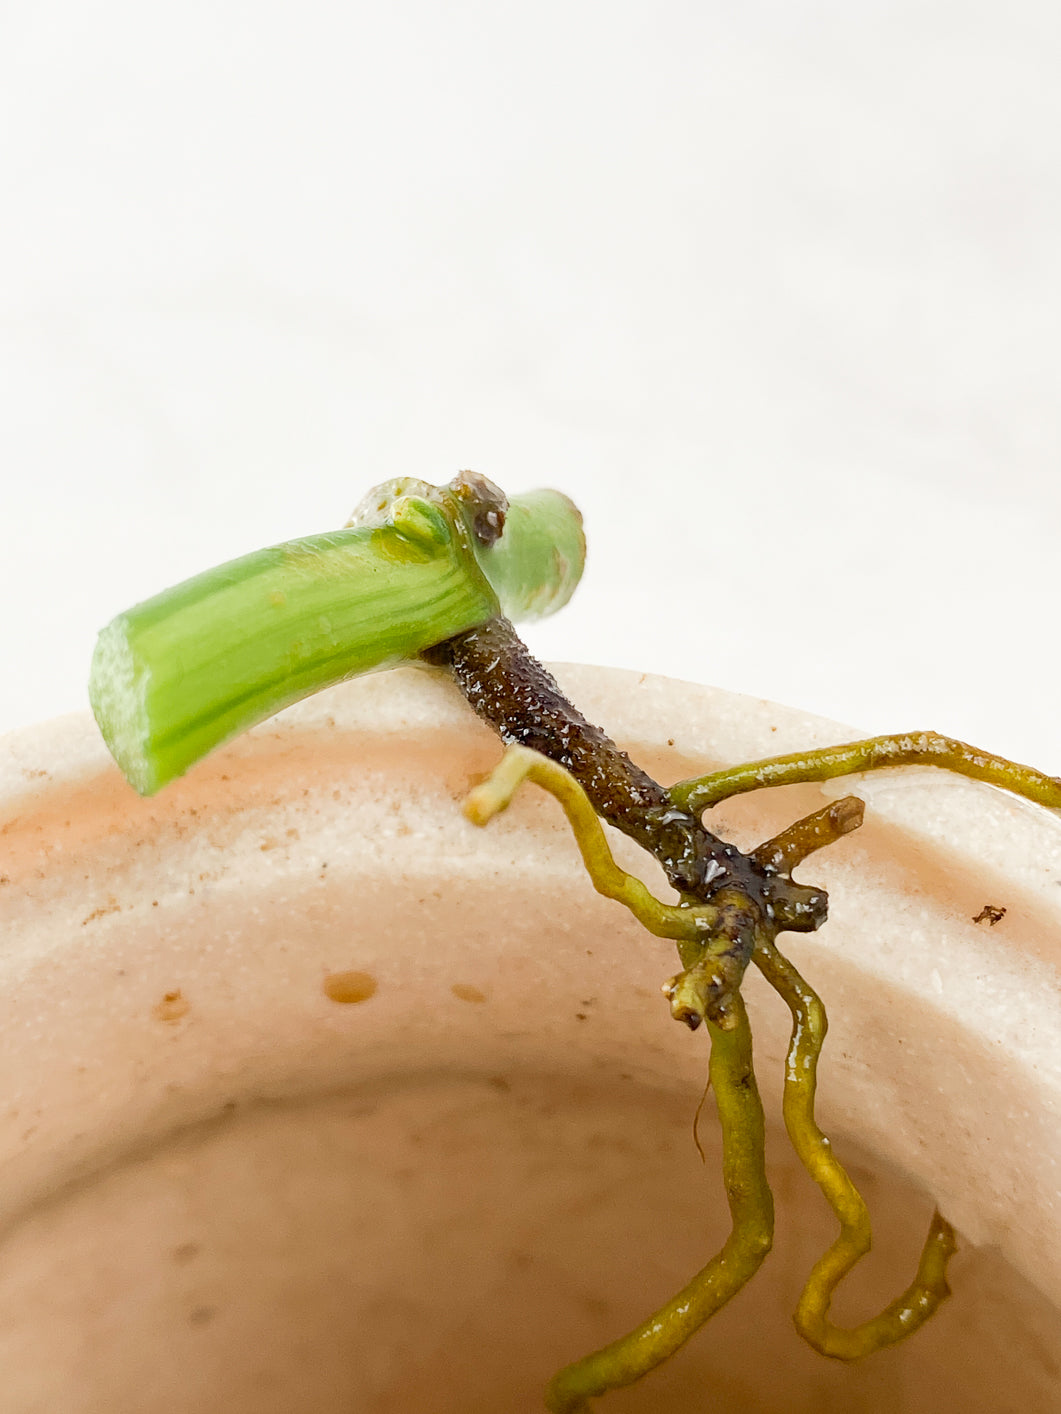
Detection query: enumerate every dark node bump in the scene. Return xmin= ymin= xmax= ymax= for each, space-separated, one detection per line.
xmin=474 ymin=505 xmax=506 ymax=546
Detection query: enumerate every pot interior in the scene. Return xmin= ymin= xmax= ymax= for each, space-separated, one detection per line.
xmin=0 ymin=1062 xmax=1057 ymax=1414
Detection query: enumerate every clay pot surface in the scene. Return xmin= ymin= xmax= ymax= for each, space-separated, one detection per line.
xmin=1 ymin=664 xmax=1059 ymax=1412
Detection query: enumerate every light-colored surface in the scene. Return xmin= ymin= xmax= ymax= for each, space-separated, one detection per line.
xmin=2 ymin=2 xmax=1060 ymax=765
xmin=1 ymin=665 xmax=1059 ymax=1409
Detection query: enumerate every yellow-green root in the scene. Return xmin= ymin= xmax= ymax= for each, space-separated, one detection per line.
xmin=465 ymin=744 xmax=716 ymax=944
xmin=671 ymin=731 xmax=1061 ymax=816
xmin=750 ymin=796 xmax=865 ymax=874
xmin=544 ymin=994 xmax=773 ymax=1412
xmin=753 ymin=935 xmax=958 ymax=1358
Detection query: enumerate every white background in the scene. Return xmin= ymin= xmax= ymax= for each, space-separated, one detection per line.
xmin=2 ymin=1 xmax=1058 ymax=768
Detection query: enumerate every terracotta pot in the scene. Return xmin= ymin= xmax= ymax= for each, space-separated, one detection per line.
xmin=1 ymin=665 xmax=1059 ymax=1412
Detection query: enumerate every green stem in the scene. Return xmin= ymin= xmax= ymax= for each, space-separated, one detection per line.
xmin=90 ymin=476 xmax=584 ymax=795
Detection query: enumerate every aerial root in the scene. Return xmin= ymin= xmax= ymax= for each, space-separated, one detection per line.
xmin=544 ymin=995 xmax=773 ymax=1411
xmin=753 ymin=935 xmax=958 ymax=1359
xmin=670 ymin=730 xmax=1061 ymax=816
xmin=751 ymin=795 xmax=864 ymax=874
xmin=464 ymin=744 xmax=718 ymax=943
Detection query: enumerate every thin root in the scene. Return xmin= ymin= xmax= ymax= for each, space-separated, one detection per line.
xmin=692 ymin=1071 xmax=713 ymax=1166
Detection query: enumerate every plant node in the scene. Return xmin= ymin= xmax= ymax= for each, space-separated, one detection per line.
xmin=445 ymin=617 xmax=1060 ymax=1409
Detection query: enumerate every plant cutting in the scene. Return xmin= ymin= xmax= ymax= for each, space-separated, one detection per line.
xmin=80 ymin=471 xmax=1061 ymax=1410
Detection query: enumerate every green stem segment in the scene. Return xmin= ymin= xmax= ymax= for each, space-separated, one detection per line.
xmin=90 ymin=474 xmax=584 ymax=795
xmin=544 ymin=994 xmax=773 ymax=1412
